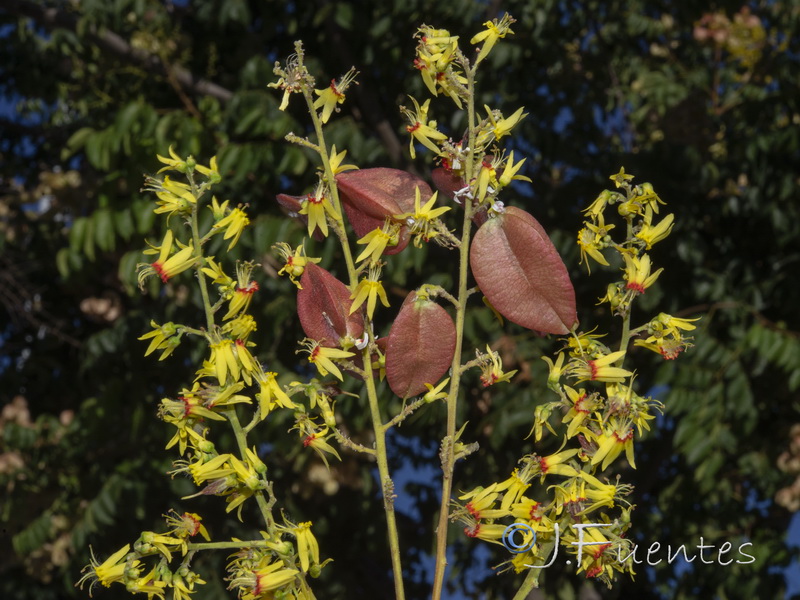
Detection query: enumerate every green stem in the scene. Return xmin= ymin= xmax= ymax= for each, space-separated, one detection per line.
xmin=332 ymin=427 xmax=376 ymax=455
xmin=615 ymin=218 xmax=635 ymax=366
xmin=188 ymin=174 xmax=214 ymax=331
xmin=431 ymin=58 xmax=477 ymax=600
xmin=225 ymin=407 xmax=276 ymax=531
xmin=292 ymin=56 xmax=403 ymax=597
xmin=187 ymin=540 xmax=272 ymax=551
xmin=363 ymin=347 xmax=406 ymax=600
xmin=176 ymin=325 xmax=206 ymax=337
xmin=384 ymin=398 xmax=426 ymax=430
xmin=298 ymin=70 xmax=357 ymax=285
xmin=512 ymin=568 xmax=540 ymax=600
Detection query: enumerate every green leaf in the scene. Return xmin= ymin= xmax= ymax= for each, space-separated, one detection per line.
xmin=61 ymin=126 xmax=95 ymax=160
xmin=93 ymin=208 xmax=115 ymax=252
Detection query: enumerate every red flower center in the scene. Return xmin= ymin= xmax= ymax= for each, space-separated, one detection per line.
xmin=153 ymin=261 xmax=170 ymax=283
xmin=237 ymin=281 xmax=259 ymax=295
xmin=613 ymin=429 xmax=634 ymax=443
xmin=588 ymin=360 xmax=599 ymax=379
xmin=574 ymin=393 xmax=590 ymax=413
xmin=464 ymin=524 xmax=480 ymax=538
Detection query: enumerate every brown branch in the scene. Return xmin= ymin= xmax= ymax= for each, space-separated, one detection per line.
xmin=0 ymin=254 xmax=82 ymax=348
xmin=0 ymin=0 xmax=234 ymax=103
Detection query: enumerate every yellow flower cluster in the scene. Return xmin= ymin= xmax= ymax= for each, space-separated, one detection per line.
xmin=85 ymin=147 xmax=335 ymax=600
xmin=456 ymin=173 xmax=694 ymax=588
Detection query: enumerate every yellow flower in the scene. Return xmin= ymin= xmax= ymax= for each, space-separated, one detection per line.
xmin=567 ymin=329 xmax=609 ymax=358
xmin=194 ymin=155 xmax=221 ymax=183
xmin=578 ymin=470 xmax=633 ymax=515
xmin=274 ymin=242 xmax=321 ymax=289
xmin=463 ymin=522 xmax=507 ymax=544
xmin=484 ymin=105 xmax=527 ymax=142
xmin=156 ymin=145 xmax=191 ymax=174
xmin=77 ymin=544 xmax=138 ymax=594
xmin=479 ymin=345 xmax=517 ymax=387
xmin=634 ymin=335 xmax=692 ymax=360
xmin=562 ymin=386 xmax=600 ymax=439
xmin=577 ymin=214 xmax=615 ymax=273
xmin=497 ymin=470 xmax=532 ymax=511
xmin=636 ymin=182 xmax=666 ymax=213
xmin=635 ymin=207 xmax=674 ymax=249
xmin=582 ymin=190 xmax=616 ymax=220
xmin=293 ymin=521 xmax=320 ymax=573
xmin=470 ymin=13 xmax=516 ymax=64
xmin=269 ymin=51 xmax=307 ymax=112
xmin=541 ymin=351 xmax=566 ymax=390
xmin=509 ymin=496 xmax=552 ymax=527
xmin=213 ymin=206 xmax=250 ymax=251
xmin=228 ymin=453 xmax=263 ymax=491
xmin=223 ymin=314 xmax=258 ymax=341
xmin=299 ymin=339 xmax=354 ymax=381
xmin=124 ymin=567 xmax=166 ymax=599
xmin=138 ymin=230 xmax=196 ymax=288
xmin=497 ymin=151 xmax=531 ymax=187
xmin=401 ymin=96 xmax=448 ymax=159
xmin=166 ymin=570 xmax=205 ymax=600
xmin=605 ymin=382 xmax=658 ymax=435
xmin=254 ymin=560 xmax=299 ymax=592
xmin=458 ymin=484 xmax=509 ymax=520
xmin=202 ymin=382 xmax=251 ymax=411
xmin=414 ymin=26 xmax=462 ymax=104
xmin=201 ymin=256 xmax=233 ymax=288
xmin=590 ymin=419 xmax=636 ymax=469
xmin=568 ymin=350 xmax=632 ymax=383
xmin=144 ymin=175 xmax=197 ymax=220
xmin=138 ymin=320 xmax=180 ymax=360
xmin=313 ymin=68 xmax=358 ymax=124
xmin=255 ymin=369 xmax=301 ymax=419
xmin=327 ymin=145 xmax=358 ymax=174
xmin=163 ymin=510 xmax=211 ymax=544
xmin=609 ymin=167 xmax=635 ymax=188
xmin=349 ymin=269 xmax=390 ymax=320
xmin=209 ymin=196 xmax=228 ymax=220
xmin=399 ymin=188 xmax=451 ymax=246
xmin=355 ymin=225 xmax=396 ymax=263
xmin=159 ymin=387 xmax=225 ymax=453
xmin=233 ymin=339 xmax=258 ymax=383
xmin=208 ymin=337 xmax=240 ymax=385
xmin=137 ymin=531 xmax=185 ymax=562
xmin=623 ymin=253 xmax=663 ymax=294
xmin=297 ymin=423 xmax=341 ymax=468
xmin=535 ymin=449 xmax=580 ymax=480
xmin=474 ymin=155 xmax=499 ymax=202
xmin=298 ymin=183 xmax=340 ymax=238
xmin=223 ymin=262 xmax=259 ymax=320
xmin=423 ymin=377 xmax=450 ymax=403
xmin=655 ymin=312 xmax=700 ymax=335
xmin=184 ymin=453 xmax=234 ymax=485
xmin=550 ymin=476 xmax=588 ymax=516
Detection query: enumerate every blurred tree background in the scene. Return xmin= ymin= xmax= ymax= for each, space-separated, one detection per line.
xmin=1 ymin=1 xmax=799 ymax=599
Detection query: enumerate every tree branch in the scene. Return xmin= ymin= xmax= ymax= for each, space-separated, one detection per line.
xmin=0 ymin=0 xmax=234 ymax=103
